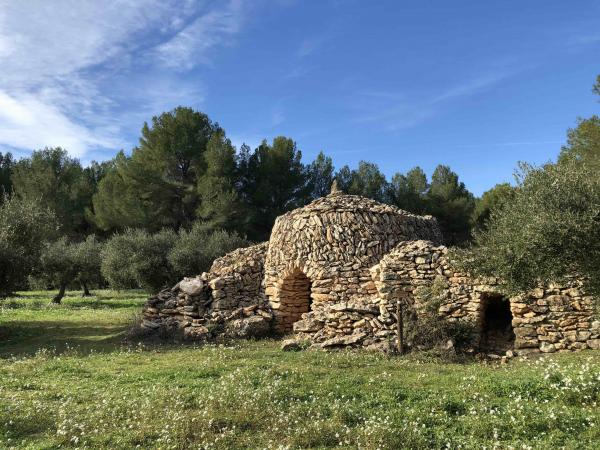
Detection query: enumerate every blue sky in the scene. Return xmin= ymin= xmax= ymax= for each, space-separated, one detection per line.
xmin=0 ymin=0 xmax=598 ymax=195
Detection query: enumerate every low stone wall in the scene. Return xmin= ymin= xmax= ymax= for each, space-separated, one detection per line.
xmin=140 ymin=242 xmax=273 ymax=340
xmin=292 ymin=240 xmax=600 ymax=353
xmin=138 ymin=233 xmax=599 ymax=353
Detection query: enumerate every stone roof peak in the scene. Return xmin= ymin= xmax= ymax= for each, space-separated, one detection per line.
xmin=329 ymin=179 xmax=342 ymax=196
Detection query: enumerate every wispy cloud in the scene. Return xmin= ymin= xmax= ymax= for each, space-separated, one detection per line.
xmin=0 ymin=0 xmax=248 ymax=159
xmin=430 ymin=72 xmax=513 ymax=104
xmin=354 ymin=69 xmax=515 ymax=131
xmin=154 ymin=0 xmax=246 ymax=70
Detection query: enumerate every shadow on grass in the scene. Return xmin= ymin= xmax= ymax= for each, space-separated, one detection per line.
xmin=0 ymin=320 xmax=132 ymax=358
xmin=1 ymin=300 xmax=143 ymax=311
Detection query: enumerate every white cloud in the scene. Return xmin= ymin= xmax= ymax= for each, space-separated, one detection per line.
xmin=0 ymin=90 xmax=124 ymax=157
xmin=154 ymin=0 xmax=246 ymax=70
xmin=0 ymin=0 xmax=248 ymax=159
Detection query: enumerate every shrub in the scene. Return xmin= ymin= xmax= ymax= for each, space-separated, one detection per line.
xmin=168 ymin=224 xmax=250 ymax=277
xmin=405 ymin=276 xmax=476 ymax=352
xmin=101 ymin=228 xmax=177 ymax=293
xmin=0 ymin=197 xmax=58 ymax=296
xmin=72 ymin=235 xmax=104 ymax=294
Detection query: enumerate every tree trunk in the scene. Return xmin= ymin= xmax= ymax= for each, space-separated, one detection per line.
xmin=52 ymin=283 xmax=67 ymax=304
xmin=81 ymin=282 xmax=92 ymax=297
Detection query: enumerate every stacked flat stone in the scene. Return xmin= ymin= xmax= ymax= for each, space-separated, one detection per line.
xmin=141 ymin=242 xmax=272 ymax=340
xmin=263 ymin=192 xmax=442 ymax=332
xmin=293 ymin=240 xmax=600 ymax=353
xmin=138 ymin=186 xmax=599 ymax=354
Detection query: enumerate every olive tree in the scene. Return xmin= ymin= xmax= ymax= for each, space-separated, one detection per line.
xmin=101 ymin=229 xmax=177 ymax=293
xmin=0 ymin=197 xmax=58 ymax=297
xmin=168 ymin=225 xmax=249 ymax=277
xmin=457 ymin=159 xmax=600 ymax=297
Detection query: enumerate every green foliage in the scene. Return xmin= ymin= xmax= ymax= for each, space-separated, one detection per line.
xmin=101 ymin=228 xmax=178 ymax=292
xmin=0 ymin=197 xmax=58 ymax=296
xmin=558 ymin=115 xmax=600 ymax=169
xmin=472 ymin=182 xmax=516 ymax=230
xmin=408 ymin=277 xmax=476 ymax=351
xmin=426 ymin=165 xmax=475 ymax=245
xmin=307 ymin=151 xmax=334 ymax=199
xmin=11 ymin=147 xmax=94 ymax=235
xmin=88 ymin=151 xmax=149 ymax=231
xmin=196 ymin=130 xmax=244 ymax=232
xmin=389 ymin=166 xmax=429 ymax=214
xmin=238 ymin=137 xmax=310 ymax=240
xmin=0 ymin=151 xmax=13 ymax=200
xmin=168 ymin=225 xmax=250 ymax=277
xmin=459 ymin=159 xmax=600 ymax=297
xmin=593 ymin=74 xmax=600 ymax=97
xmin=336 ymin=161 xmax=388 ymax=202
xmin=91 ymin=107 xmax=220 ymax=232
xmin=39 ymin=237 xmax=78 ymax=301
xmin=72 ymin=235 xmax=104 ymax=290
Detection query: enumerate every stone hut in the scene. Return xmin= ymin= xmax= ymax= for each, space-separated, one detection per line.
xmin=263 ymin=190 xmax=441 ymax=332
xmin=141 ymin=187 xmax=599 ymax=354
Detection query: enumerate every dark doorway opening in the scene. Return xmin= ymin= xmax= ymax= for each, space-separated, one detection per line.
xmin=480 ymin=294 xmax=515 ymax=352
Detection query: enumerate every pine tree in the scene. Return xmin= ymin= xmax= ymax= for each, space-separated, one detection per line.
xmin=197 ymin=131 xmax=245 ymax=232
xmin=426 ymin=165 xmax=475 ymax=245
xmin=91 ymin=107 xmax=220 ymax=232
xmin=239 ymin=137 xmax=310 ymax=240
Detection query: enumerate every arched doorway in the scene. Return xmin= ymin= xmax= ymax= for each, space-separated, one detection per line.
xmin=480 ymin=293 xmax=515 ymax=352
xmin=276 ymin=269 xmax=312 ymax=333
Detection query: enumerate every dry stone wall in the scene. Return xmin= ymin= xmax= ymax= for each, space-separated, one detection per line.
xmin=293 ymin=240 xmax=600 ymax=353
xmin=141 ymin=242 xmax=272 ymax=340
xmin=264 ymin=193 xmax=442 ymax=331
xmin=138 ymin=189 xmax=598 ymax=354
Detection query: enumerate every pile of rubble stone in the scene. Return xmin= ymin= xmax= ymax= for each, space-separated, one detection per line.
xmin=141 ymin=242 xmax=273 ymax=340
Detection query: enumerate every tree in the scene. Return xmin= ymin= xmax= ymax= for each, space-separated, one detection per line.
xmin=336 ymin=161 xmax=388 ymax=202
xmin=0 ymin=151 xmax=13 ymax=201
xmin=238 ymin=137 xmax=310 ymax=240
xmin=91 ymin=107 xmax=221 ymax=232
xmin=426 ymin=165 xmax=475 ymax=245
xmin=72 ymin=235 xmax=104 ymax=296
xmin=0 ymin=197 xmax=58 ymax=297
xmin=389 ymin=166 xmax=429 ymax=214
xmin=307 ymin=151 xmax=334 ymax=199
xmin=168 ymin=225 xmax=249 ymax=277
xmin=11 ymin=148 xmax=94 ymax=236
xmin=196 ymin=131 xmax=245 ymax=232
xmin=472 ymin=183 xmax=516 ymax=231
xmin=459 ymin=159 xmax=600 ymax=297
xmin=40 ymin=237 xmax=78 ymax=304
xmin=558 ymin=116 xmax=600 ymax=169
xmin=593 ymin=74 xmax=600 ymax=97
xmin=335 ymin=165 xmax=353 ymax=193
xmin=100 ymin=229 xmax=178 ymax=293
xmin=88 ymin=152 xmax=150 ymax=231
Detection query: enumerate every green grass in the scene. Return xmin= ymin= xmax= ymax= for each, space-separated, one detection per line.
xmin=1 ymin=291 xmax=599 ymax=449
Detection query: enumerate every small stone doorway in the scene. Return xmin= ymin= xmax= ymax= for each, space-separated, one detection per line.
xmin=276 ymin=269 xmax=312 ymax=333
xmin=480 ymin=294 xmax=515 ymax=352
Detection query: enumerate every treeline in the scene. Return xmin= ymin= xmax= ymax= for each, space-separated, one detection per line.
xmin=1 ymin=107 xmax=489 ymax=241
xmin=0 ymin=106 xmax=506 ymax=300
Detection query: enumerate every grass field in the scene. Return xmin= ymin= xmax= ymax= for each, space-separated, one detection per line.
xmin=1 ymin=291 xmax=599 ymax=449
